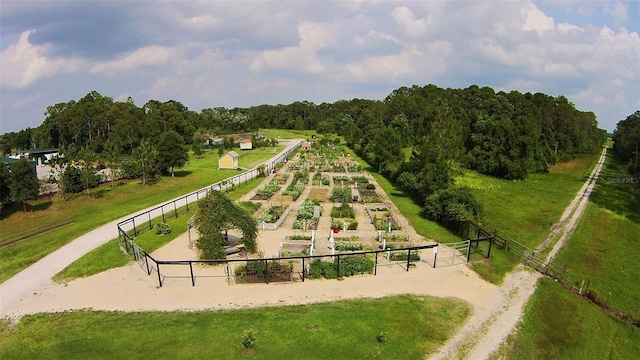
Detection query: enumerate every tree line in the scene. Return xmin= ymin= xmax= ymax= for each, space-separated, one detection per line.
xmin=1 ymin=84 xmax=610 ymax=226
xmin=612 ymin=110 xmax=640 ymax=179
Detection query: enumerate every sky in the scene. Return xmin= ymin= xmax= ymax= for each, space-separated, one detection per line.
xmin=0 ymin=1 xmax=638 ymax=134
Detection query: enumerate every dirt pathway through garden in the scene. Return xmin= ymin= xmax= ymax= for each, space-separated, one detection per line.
xmin=429 ymin=147 xmax=608 ymax=360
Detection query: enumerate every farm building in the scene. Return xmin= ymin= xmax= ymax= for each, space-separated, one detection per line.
xmin=218 ymin=151 xmax=239 ymax=170
xmin=239 ymin=138 xmax=253 ymax=150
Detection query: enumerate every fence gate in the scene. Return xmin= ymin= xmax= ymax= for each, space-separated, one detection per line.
xmin=435 ymin=241 xmax=470 ymax=267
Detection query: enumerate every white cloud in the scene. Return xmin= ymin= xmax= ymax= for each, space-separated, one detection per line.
xmin=250 ymin=21 xmax=337 ymax=74
xmin=90 ymin=46 xmax=175 ymax=75
xmin=522 ymin=1 xmax=555 ymax=34
xmin=391 ymin=7 xmax=427 ymax=37
xmin=0 ymin=30 xmax=83 ymax=88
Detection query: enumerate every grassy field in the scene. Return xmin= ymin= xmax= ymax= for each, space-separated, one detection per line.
xmin=53 ymin=176 xmax=265 ymax=282
xmin=459 ymin=153 xmax=600 ymax=283
xmin=0 ymin=295 xmax=470 ymax=359
xmin=548 ymin=154 xmax=640 ymax=318
xmin=494 ymin=278 xmax=640 ymax=359
xmin=496 ymin=152 xmax=640 ymax=357
xmin=0 ymin=146 xmax=281 ymax=283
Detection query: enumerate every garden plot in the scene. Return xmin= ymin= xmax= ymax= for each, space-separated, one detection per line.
xmin=251 ymin=179 xmax=283 ymax=200
xmin=311 ymin=172 xmax=330 ymax=187
xmin=257 ymin=203 xmax=294 ymax=230
xmin=293 ymin=199 xmax=323 ymax=230
xmin=281 ymin=170 xmax=309 ymax=201
xmin=307 ymin=188 xmax=328 ymax=202
xmin=330 ymin=202 xmax=358 ymax=232
xmin=367 ymin=206 xmax=401 ymax=231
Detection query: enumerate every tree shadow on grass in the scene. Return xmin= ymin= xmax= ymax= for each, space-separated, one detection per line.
xmin=590 ymin=156 xmax=640 ymax=224
xmin=0 ymin=201 xmax=53 ymax=220
xmin=172 ymin=170 xmax=192 ymax=178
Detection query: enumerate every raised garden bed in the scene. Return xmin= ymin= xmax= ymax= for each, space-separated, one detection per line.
xmin=293 ymin=199 xmax=322 ymax=230
xmin=258 ymin=205 xmax=287 ymax=224
xmin=359 ymin=188 xmax=380 ymax=203
xmin=331 ymin=188 xmax=352 ymax=203
xmin=252 ymin=180 xmax=282 ymax=200
xmin=307 ymin=188 xmax=328 ymax=202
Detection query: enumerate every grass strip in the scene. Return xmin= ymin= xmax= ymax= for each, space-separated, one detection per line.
xmin=0 ymin=295 xmax=470 ymax=360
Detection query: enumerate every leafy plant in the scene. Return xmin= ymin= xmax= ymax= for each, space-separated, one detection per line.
xmin=331 ymin=188 xmax=352 ymax=203
xmin=154 ymin=222 xmax=171 ymax=235
xmin=335 ymin=241 xmax=362 ymax=251
xmin=242 ymin=330 xmax=255 ymax=349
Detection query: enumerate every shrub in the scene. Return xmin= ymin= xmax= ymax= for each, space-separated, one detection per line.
xmin=154 ymin=222 xmax=171 ymax=235
xmin=423 ymin=186 xmax=482 ymax=224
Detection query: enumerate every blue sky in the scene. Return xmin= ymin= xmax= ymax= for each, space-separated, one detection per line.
xmin=1 ymin=0 xmax=638 ymax=133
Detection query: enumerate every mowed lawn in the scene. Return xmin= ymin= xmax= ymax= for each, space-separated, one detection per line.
xmin=0 ymin=146 xmax=282 ymax=283
xmin=0 ymin=295 xmax=470 ymax=360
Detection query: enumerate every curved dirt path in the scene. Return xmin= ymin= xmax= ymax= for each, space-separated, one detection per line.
xmin=429 ymin=147 xmax=608 ymax=360
xmin=0 ymin=139 xmax=303 ymax=315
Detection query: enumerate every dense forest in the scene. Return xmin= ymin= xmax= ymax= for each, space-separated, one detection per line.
xmin=612 ymin=110 xmax=640 ymax=179
xmin=1 ymin=84 xmax=612 ymax=225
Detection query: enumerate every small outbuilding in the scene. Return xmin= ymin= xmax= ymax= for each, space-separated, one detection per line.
xmin=219 ymin=151 xmax=239 ymax=170
xmin=239 ymin=138 xmax=253 ymax=150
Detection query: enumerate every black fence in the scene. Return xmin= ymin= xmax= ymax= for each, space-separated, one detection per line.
xmin=118 ymin=225 xmax=439 ymax=287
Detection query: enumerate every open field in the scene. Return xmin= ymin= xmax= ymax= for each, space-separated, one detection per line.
xmin=494 ymin=278 xmax=640 ymax=359
xmin=547 ymin=154 xmax=640 ymax=318
xmin=0 ymin=146 xmax=282 ymax=283
xmin=495 ymin=153 xmax=640 ymax=357
xmin=0 ymin=295 xmax=470 ymax=359
xmin=460 ymin=153 xmax=600 ymax=284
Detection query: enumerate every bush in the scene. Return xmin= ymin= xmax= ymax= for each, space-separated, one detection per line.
xmin=154 ymin=222 xmax=171 ymax=235
xmin=308 ymin=256 xmax=374 ymax=279
xmin=423 ymin=186 xmax=482 ymax=224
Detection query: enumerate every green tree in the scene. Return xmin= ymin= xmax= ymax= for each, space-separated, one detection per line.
xmin=77 ymin=148 xmax=98 ymax=197
xmin=9 ymin=157 xmax=40 ymax=212
xmin=157 ymin=130 xmax=188 ymax=176
xmin=132 ymin=140 xmax=158 ymax=185
xmin=0 ymin=161 xmax=11 ymax=206
xmin=102 ymin=140 xmax=122 ymax=189
xmin=193 ymin=191 xmax=258 ymax=259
